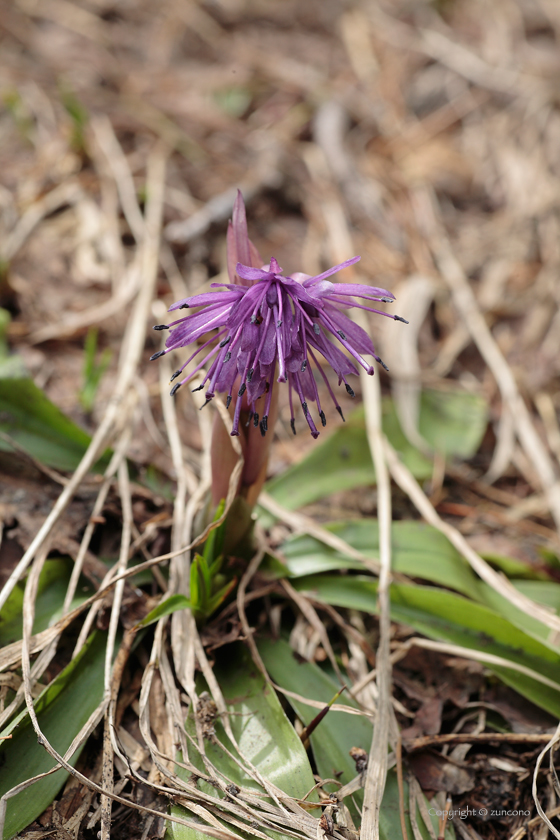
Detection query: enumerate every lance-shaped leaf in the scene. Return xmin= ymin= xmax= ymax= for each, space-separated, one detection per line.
xmin=0 ymin=632 xmax=107 ymax=840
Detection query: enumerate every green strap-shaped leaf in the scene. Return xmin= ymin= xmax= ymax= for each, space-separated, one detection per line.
xmin=169 ymin=643 xmax=318 ymax=840
xmin=0 ymin=631 xmax=107 ymax=840
xmin=262 ymin=390 xmax=487 ymax=516
xmin=293 ymin=575 xmax=560 ymax=717
xmin=257 ymin=637 xmax=371 ymax=824
xmin=274 ymin=519 xmax=481 ymax=599
xmin=0 ymin=357 xmax=111 ymax=472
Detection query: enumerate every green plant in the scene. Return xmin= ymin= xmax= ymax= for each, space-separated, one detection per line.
xmin=79 ymin=328 xmax=112 ymax=413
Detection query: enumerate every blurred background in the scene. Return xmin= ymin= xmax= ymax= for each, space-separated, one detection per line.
xmin=4 ymin=3 xmax=560 ymax=838
xmin=2 ymin=0 xmax=560 ymax=547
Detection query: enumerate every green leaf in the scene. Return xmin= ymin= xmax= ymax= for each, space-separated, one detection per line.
xmin=0 ymin=632 xmax=107 ymax=840
xmin=202 ymin=499 xmax=226 ymax=564
xmin=257 ymin=637 xmax=371 ymax=823
xmin=205 ymin=579 xmax=237 ymax=615
xmin=514 ymin=580 xmax=560 ymax=612
xmin=293 ymin=576 xmax=560 ymax=717
xmin=475 ymin=581 xmax=560 ymax=646
xmin=169 ymin=644 xmax=318 ymax=840
xmin=481 ymin=553 xmax=549 ymax=580
xmin=274 ymin=520 xmax=481 ymax=599
xmin=417 ymin=388 xmax=487 ymax=458
xmin=0 ymin=559 xmax=90 ymax=646
xmin=137 ymin=594 xmax=192 ymax=628
xmin=189 ymin=557 xmax=200 ymax=610
xmin=0 ymin=356 xmax=111 ymax=472
xmin=262 ymin=389 xmax=487 ymax=516
xmin=79 ymin=328 xmax=112 ymax=413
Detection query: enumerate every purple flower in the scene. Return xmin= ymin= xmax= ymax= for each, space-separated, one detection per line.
xmin=151 ymin=193 xmax=407 ymax=439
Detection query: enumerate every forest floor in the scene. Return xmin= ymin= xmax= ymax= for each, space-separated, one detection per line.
xmin=2 ymin=2 xmax=560 ymax=840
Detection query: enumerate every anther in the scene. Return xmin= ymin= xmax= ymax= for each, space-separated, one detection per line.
xmin=394 ymin=315 xmax=409 ymax=324
xmin=336 ymin=406 xmax=346 ymax=422
xmin=226 ymin=395 xmax=232 ymax=409
xmin=192 ymin=384 xmax=204 ymax=392
xmin=150 ymin=350 xmax=165 ymax=361
xmin=302 ymin=402 xmax=309 ymax=416
xmin=320 ymin=410 xmax=326 ymax=427
xmin=377 ymin=357 xmax=390 ymax=372
xmin=290 ymin=418 xmax=296 ymax=435
xmin=313 ymin=323 xmax=320 ymax=335
xmin=380 ymin=297 xmax=393 ymax=304
xmin=246 ymin=412 xmax=254 ymax=427
xmin=153 ymin=324 xmax=170 ymax=331
xmin=260 ymin=415 xmax=268 ymax=436
xmin=238 ymin=383 xmax=246 ymax=397
xmin=224 ymin=352 xmax=231 ymax=362
xmin=219 ymin=336 xmax=231 ymax=348
xmin=277 ymin=319 xmax=282 ymax=327
xmin=253 ymin=413 xmax=259 ymax=427
xmin=170 ymin=370 xmax=182 ymax=382
xmin=301 ymin=360 xmax=307 ymax=373
xmin=247 ymin=368 xmax=254 ymax=382
xmin=170 ymin=383 xmax=181 ymax=396
xmin=337 ymin=330 xmax=346 ymax=340
xmin=345 ymin=384 xmax=355 ymax=397
xmin=180 ymin=303 xmax=190 ymax=309
xmin=200 ymin=399 xmax=211 ymax=410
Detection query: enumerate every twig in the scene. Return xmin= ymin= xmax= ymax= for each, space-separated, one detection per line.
xmin=404 ymin=732 xmax=554 ymax=752
xmin=359 ymin=367 xmax=393 ymax=840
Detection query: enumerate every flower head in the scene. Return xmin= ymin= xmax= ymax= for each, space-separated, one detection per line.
xmin=151 ymin=192 xmax=407 ymax=439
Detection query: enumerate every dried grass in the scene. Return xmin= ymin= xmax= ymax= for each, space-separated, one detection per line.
xmin=2 ymin=0 xmax=560 ymax=838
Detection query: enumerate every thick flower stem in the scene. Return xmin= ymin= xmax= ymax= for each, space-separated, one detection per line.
xmin=210 ymin=384 xmax=279 ymax=548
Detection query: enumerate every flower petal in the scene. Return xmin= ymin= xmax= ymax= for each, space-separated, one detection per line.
xmin=303 ymin=256 xmax=361 ymax=285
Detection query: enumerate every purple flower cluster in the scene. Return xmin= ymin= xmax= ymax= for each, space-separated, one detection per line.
xmin=151 ymin=193 xmax=407 ymax=439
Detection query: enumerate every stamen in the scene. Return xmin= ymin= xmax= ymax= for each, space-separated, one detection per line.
xmin=337 ymin=330 xmax=346 ymax=340
xmin=226 ymin=395 xmax=232 ymax=409
xmin=200 ymin=399 xmax=211 ymax=410
xmin=320 ymin=410 xmax=326 ymax=426
xmin=150 ymin=350 xmax=166 ymax=361
xmin=219 ymin=336 xmax=231 ymax=347
xmin=180 ymin=303 xmax=189 ymax=309
xmin=313 ymin=323 xmax=320 ymax=335
xmin=376 ymin=357 xmax=390 ymax=372
xmin=224 ymin=352 xmax=231 ymax=362
xmin=301 ymin=360 xmax=307 ymax=373
xmin=247 ymin=368 xmax=254 ymax=382
xmin=302 ymin=402 xmax=309 ymax=416
xmin=192 ymin=384 xmax=204 ymax=392
xmin=260 ymin=415 xmax=268 ymax=437
xmin=394 ymin=315 xmax=409 ymax=324
xmin=170 ymin=383 xmax=181 ymax=396
xmin=238 ymin=383 xmax=246 ymax=397
xmin=170 ymin=370 xmax=182 ymax=382
xmin=290 ymin=418 xmax=296 ymax=435
xmin=253 ymin=412 xmax=259 ymax=427
xmin=153 ymin=324 xmax=170 ymax=331
xmin=345 ymin=383 xmax=355 ymax=397
xmin=336 ymin=406 xmax=346 ymax=422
